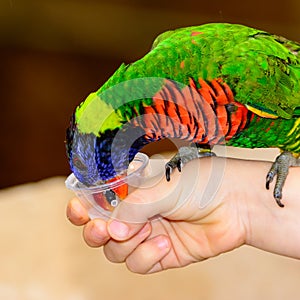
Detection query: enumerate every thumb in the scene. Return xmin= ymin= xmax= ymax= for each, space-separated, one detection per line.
xmin=109 ymin=168 xmax=185 ymax=224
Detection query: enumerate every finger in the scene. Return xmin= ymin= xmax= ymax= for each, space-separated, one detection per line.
xmin=107 ymin=219 xmax=147 ymax=241
xmin=83 ymin=219 xmax=110 ymax=247
xmin=66 ymin=197 xmax=90 ymax=226
xmin=125 ymin=235 xmax=171 ymax=274
xmin=104 ymin=222 xmax=151 ymax=263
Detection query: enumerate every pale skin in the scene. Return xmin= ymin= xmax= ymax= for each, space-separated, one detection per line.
xmin=66 ymin=157 xmax=300 ymax=274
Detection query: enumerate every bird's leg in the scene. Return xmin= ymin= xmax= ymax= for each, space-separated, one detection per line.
xmin=165 ymin=144 xmax=216 ymax=181
xmin=266 ymin=151 xmax=300 ymax=207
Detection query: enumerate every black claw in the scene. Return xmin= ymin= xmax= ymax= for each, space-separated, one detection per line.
xmin=177 ymin=159 xmax=182 ymax=172
xmin=275 ymin=198 xmax=284 ymax=208
xmin=165 ymin=165 xmax=171 ymax=182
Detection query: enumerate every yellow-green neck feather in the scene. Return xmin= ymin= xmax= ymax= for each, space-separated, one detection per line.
xmin=75 ymin=92 xmax=122 ymax=135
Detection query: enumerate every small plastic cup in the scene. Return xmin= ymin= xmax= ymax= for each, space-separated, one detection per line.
xmin=65 ymin=152 xmax=150 ymax=219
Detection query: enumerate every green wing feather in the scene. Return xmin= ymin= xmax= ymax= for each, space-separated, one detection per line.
xmin=218 ymin=29 xmax=300 ymax=119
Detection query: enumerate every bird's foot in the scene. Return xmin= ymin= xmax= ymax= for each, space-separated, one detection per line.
xmin=266 ymin=151 xmax=300 ymax=207
xmin=165 ymin=145 xmax=216 ymax=181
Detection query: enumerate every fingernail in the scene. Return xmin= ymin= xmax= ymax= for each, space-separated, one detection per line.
xmin=67 ymin=198 xmax=89 ymax=225
xmin=109 ymin=220 xmax=129 ymax=239
xmin=156 ymin=236 xmax=170 ymax=250
xmin=90 ymin=221 xmax=106 ymax=243
xmin=69 ymin=198 xmax=82 ymax=217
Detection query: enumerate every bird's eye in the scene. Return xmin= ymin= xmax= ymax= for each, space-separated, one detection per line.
xmin=73 ymin=155 xmax=87 ymax=171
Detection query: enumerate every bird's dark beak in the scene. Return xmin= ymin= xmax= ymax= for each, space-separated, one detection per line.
xmin=93 ymin=175 xmax=129 ymax=211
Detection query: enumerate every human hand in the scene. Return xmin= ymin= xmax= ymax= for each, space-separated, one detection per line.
xmin=67 ymin=157 xmax=249 ymax=273
xmin=66 ymin=156 xmax=300 ymax=274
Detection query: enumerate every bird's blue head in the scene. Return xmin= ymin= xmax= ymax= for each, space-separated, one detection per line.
xmin=66 ymin=113 xmax=148 ymax=186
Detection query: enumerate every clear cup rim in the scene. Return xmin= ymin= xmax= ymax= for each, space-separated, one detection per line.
xmin=65 ymin=152 xmax=149 ymax=192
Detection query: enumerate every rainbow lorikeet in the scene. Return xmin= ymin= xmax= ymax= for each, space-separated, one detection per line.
xmin=66 ymin=23 xmax=300 ymax=208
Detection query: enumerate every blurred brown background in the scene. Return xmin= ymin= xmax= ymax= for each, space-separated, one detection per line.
xmin=2 ymin=2 xmax=300 ymax=300
xmin=1 ymin=0 xmax=299 ymax=188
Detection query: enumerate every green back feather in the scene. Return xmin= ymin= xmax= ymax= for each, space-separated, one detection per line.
xmin=76 ymin=23 xmax=300 ymax=134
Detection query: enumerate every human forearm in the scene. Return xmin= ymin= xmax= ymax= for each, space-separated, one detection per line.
xmin=227 ymin=159 xmax=300 ymax=258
